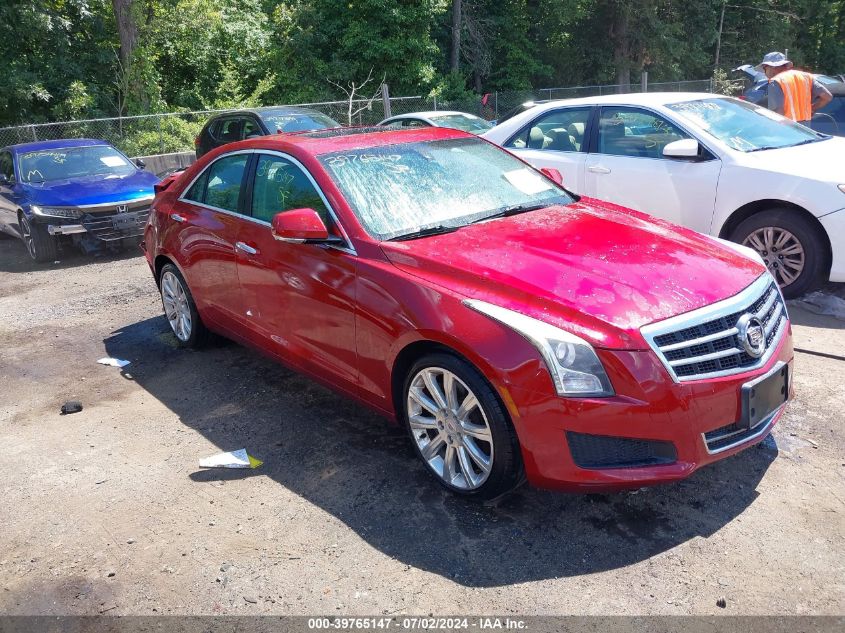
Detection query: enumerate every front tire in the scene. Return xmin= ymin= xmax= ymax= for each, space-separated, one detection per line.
xmin=19 ymin=213 xmax=58 ymax=263
xmin=730 ymin=209 xmax=826 ymax=299
xmin=159 ymin=264 xmax=209 ymax=348
xmin=402 ymin=353 xmax=523 ymax=499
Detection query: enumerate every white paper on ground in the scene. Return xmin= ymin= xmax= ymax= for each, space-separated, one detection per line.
xmin=199 ymin=448 xmax=263 ymax=469
xmin=97 ymin=357 xmax=131 ymax=368
xmin=792 ymin=291 xmax=845 ymax=320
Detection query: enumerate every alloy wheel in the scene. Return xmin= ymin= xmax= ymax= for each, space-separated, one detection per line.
xmin=407 ymin=367 xmax=494 ymax=490
xmin=20 ymin=215 xmax=35 ymax=259
xmin=742 ymin=227 xmax=805 ymax=288
xmin=161 ymin=271 xmax=192 ymax=342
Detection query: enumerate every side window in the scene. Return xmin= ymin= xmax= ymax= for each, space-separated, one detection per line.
xmin=506 ymin=108 xmax=591 ymax=152
xmin=402 ymin=119 xmax=428 ymax=128
xmin=202 ymin=154 xmax=248 ymax=212
xmin=242 ymin=118 xmax=262 ymax=139
xmin=251 ymin=154 xmax=331 ymax=226
xmin=216 ymin=118 xmax=243 ymax=143
xmin=597 ymin=107 xmax=688 ymax=159
xmin=183 ymin=171 xmax=208 ymax=203
xmin=0 ymin=152 xmax=14 ymax=181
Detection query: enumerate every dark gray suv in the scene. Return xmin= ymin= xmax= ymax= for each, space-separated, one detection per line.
xmin=194 ymin=107 xmax=341 ymax=158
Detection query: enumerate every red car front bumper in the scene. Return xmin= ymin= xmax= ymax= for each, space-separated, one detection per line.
xmin=504 ymin=324 xmax=794 ymax=491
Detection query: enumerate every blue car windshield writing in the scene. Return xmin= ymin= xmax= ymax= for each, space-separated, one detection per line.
xmin=18 ymin=145 xmax=135 ymax=183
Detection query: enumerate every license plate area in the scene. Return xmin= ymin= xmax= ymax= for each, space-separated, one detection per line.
xmin=741 ymin=362 xmax=788 ymax=430
xmin=112 ymin=212 xmax=141 ymax=231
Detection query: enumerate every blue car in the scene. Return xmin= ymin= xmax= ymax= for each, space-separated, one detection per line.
xmin=0 ymin=139 xmax=159 ymax=262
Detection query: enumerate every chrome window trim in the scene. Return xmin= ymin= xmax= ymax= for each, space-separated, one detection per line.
xmin=640 ymin=274 xmax=786 ymax=383
xmin=177 ymin=148 xmax=356 ymax=256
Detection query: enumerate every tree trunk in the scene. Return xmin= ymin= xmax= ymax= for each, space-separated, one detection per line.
xmin=610 ymin=2 xmax=631 ymax=92
xmin=112 ymin=0 xmax=138 ymax=68
xmin=451 ymin=0 xmax=462 ymax=72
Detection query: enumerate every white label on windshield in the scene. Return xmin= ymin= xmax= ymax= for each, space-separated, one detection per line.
xmin=503 ymin=168 xmax=553 ymax=195
xmin=100 ymin=156 xmax=125 ymax=167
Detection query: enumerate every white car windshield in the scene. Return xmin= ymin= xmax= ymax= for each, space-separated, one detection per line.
xmin=667 ymin=97 xmax=826 ymax=152
xmin=18 ymin=145 xmax=135 ymax=183
xmin=319 ymin=137 xmax=572 ymax=240
xmin=430 ymin=114 xmax=493 ymax=134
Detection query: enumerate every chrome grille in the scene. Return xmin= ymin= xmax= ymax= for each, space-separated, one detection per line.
xmin=640 ymin=275 xmax=787 ymax=382
xmin=80 ymin=199 xmax=151 ymax=242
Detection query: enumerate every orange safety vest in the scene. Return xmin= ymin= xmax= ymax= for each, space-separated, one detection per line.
xmin=772 ymin=69 xmax=814 ymax=121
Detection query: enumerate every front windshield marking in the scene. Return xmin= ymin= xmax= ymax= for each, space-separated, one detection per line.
xmin=17 ymin=145 xmax=134 ymax=183
xmin=319 ymin=137 xmax=572 ymax=240
xmin=667 ymin=97 xmax=824 ymax=152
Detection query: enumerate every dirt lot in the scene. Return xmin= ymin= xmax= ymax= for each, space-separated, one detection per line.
xmin=0 ymin=236 xmax=843 ymax=617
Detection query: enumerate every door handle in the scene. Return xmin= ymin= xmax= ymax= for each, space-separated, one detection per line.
xmin=587 ymin=165 xmax=611 ymax=174
xmin=235 ymin=241 xmax=259 ymax=256
xmin=170 ymin=213 xmax=187 ymax=223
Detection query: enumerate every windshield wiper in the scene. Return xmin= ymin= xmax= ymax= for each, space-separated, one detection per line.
xmin=469 ymin=202 xmax=551 ymax=224
xmin=748 ymin=137 xmax=827 ymax=152
xmin=387 ymin=225 xmax=460 ymax=241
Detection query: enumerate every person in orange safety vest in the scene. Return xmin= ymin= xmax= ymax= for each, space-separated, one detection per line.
xmin=758 ymin=51 xmax=832 ymax=124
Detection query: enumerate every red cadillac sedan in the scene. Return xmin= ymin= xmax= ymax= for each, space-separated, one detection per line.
xmin=142 ymin=126 xmax=793 ymax=499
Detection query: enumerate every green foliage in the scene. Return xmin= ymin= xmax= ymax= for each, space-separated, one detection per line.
xmin=712 ymin=68 xmax=742 ymax=96
xmin=119 ymin=115 xmax=203 ymax=156
xmin=2 ymin=0 xmax=844 ymax=128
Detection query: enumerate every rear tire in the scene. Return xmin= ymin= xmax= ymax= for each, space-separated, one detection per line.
xmin=402 ymin=352 xmax=523 ymax=500
xmin=729 ymin=209 xmax=826 ymax=299
xmin=19 ymin=213 xmax=58 ymax=263
xmin=159 ymin=264 xmax=209 ymax=348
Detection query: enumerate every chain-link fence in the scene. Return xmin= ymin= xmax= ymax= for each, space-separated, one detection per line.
xmin=0 ymin=80 xmax=714 ymax=157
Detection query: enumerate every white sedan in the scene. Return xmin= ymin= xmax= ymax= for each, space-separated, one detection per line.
xmin=378 ymin=111 xmax=493 ymax=135
xmin=483 ymin=93 xmax=845 ymax=297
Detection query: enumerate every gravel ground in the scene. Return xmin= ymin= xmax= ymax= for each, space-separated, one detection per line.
xmin=0 ymin=236 xmax=843 ymax=616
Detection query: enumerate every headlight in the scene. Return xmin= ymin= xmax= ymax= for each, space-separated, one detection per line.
xmin=838 ymin=184 xmax=845 ymax=194
xmin=463 ymin=299 xmax=614 ymax=397
xmin=31 ymin=205 xmax=82 ymax=219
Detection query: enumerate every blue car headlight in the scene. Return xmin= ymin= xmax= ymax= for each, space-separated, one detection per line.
xmin=31 ymin=205 xmax=83 ymax=220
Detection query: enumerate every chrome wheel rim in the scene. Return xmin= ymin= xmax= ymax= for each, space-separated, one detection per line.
xmin=20 ymin=216 xmax=35 ymax=259
xmin=407 ymin=367 xmax=494 ymax=490
xmin=161 ymin=271 xmax=192 ymax=342
xmin=743 ymin=227 xmax=805 ymax=288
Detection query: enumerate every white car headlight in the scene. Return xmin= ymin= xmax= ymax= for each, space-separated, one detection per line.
xmin=838 ymin=184 xmax=845 ymax=194
xmin=31 ymin=205 xmax=83 ymax=219
xmin=463 ymin=299 xmax=614 ymax=397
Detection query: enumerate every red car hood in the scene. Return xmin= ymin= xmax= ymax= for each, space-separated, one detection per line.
xmin=381 ymin=199 xmax=766 ymax=350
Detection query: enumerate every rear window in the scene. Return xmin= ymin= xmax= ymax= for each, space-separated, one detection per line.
xmin=260 ymin=111 xmax=340 ymax=133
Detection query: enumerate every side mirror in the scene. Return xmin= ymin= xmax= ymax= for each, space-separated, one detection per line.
xmin=663 ymin=138 xmax=700 ymax=159
xmin=271 ymin=208 xmax=339 ymax=244
xmin=0 ymin=174 xmax=9 ymax=186
xmin=135 ymin=158 xmax=147 ymax=169
xmin=540 ymin=167 xmax=563 ymax=186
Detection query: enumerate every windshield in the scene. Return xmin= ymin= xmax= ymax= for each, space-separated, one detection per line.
xmin=260 ymin=110 xmax=339 ymax=133
xmin=667 ymin=97 xmax=825 ymax=152
xmin=430 ymin=114 xmax=493 ymax=134
xmin=17 ymin=145 xmax=135 ymax=183
xmin=319 ymin=137 xmax=573 ymax=240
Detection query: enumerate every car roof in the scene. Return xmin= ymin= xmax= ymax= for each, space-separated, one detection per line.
xmin=234 ymin=125 xmax=473 ymax=155
xmin=5 ymin=138 xmax=110 ymax=153
xmin=526 ymin=92 xmax=720 ymax=110
xmin=387 ymin=111 xmax=481 ymax=119
xmin=210 ymin=106 xmax=328 ymax=118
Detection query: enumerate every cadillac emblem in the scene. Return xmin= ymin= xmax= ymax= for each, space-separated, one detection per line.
xmin=737 ymin=314 xmax=766 ymax=358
